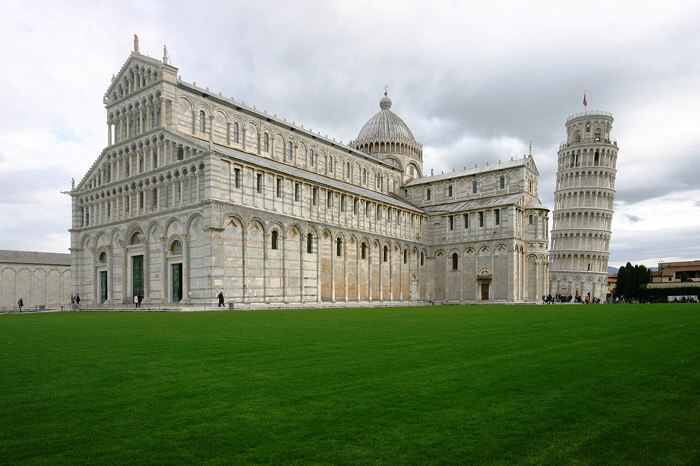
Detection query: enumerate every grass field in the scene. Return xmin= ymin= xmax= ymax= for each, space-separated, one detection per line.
xmin=1 ymin=304 xmax=698 ymax=464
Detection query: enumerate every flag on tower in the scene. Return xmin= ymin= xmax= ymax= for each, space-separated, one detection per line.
xmin=583 ymin=91 xmax=587 ymax=108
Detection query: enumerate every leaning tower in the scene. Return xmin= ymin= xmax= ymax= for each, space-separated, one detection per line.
xmin=549 ymin=110 xmax=618 ymax=301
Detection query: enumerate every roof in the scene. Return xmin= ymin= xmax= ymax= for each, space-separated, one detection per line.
xmin=0 ymin=250 xmax=71 ymax=266
xmin=421 ymin=193 xmax=524 ymax=214
xmin=213 ymin=143 xmax=425 ymax=214
xmin=405 ymin=157 xmax=532 ymax=187
xmin=354 ymin=94 xmax=417 ymax=144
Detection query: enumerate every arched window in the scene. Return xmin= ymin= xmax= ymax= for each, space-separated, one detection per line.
xmin=427 ymin=188 xmax=431 ymax=200
xmin=271 ymin=230 xmax=278 ymax=250
xmin=447 ymin=184 xmax=453 ymax=197
xmin=177 ymin=147 xmax=184 ymax=161
xmin=328 ymin=156 xmax=333 ymax=173
xmin=585 ymin=122 xmax=591 ymax=132
xmin=472 ymin=180 xmax=477 ymax=193
xmin=404 ymin=249 xmax=408 ymax=264
xmin=336 ymin=237 xmax=342 ymax=257
xmin=99 ymin=251 xmax=107 ymax=263
xmin=170 ymin=240 xmax=182 ymax=255
xmin=199 ymin=110 xmax=206 ymax=133
xmin=346 ymin=161 xmax=351 ymax=178
xmin=309 ymin=149 xmax=314 ymax=167
xmin=233 ymin=122 xmax=239 ymax=143
xmin=420 ymin=252 xmax=424 ymax=266
xmin=361 ymin=242 xmax=367 ymax=259
xmin=383 ymin=245 xmax=388 ymax=262
xmin=307 ymin=233 xmax=313 ymax=254
xmin=409 ymin=166 xmax=415 ymax=176
xmin=594 ymin=150 xmax=599 ymax=165
xmin=452 ymin=253 xmax=458 ymax=271
xmin=362 ymin=168 xmax=367 ymax=184
xmin=263 ymin=133 xmax=269 ymax=152
xmin=287 ymin=141 xmax=293 ymax=160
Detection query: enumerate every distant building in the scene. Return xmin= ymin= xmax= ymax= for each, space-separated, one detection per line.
xmin=648 ymin=260 xmax=700 ymax=288
xmin=606 ymin=273 xmax=617 ymax=299
xmin=549 ymin=110 xmax=619 ymax=301
xmin=0 ymin=250 xmax=72 ymax=310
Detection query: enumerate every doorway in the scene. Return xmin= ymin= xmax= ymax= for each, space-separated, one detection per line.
xmin=481 ymin=282 xmax=490 ymax=301
xmin=171 ymin=263 xmax=183 ymax=302
xmin=132 ymin=255 xmax=144 ymax=298
xmin=100 ymin=271 xmax=108 ymax=303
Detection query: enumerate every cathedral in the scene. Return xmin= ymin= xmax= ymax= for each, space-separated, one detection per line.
xmin=69 ymin=41 xmax=550 ymax=308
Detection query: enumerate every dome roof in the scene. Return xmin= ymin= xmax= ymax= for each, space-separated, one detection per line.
xmin=355 ymin=93 xmax=416 ymax=144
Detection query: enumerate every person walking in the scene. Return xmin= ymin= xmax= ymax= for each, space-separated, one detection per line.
xmin=76 ymin=294 xmax=80 ymax=305
xmin=218 ymin=291 xmax=225 ymax=308
xmin=18 ymin=298 xmax=23 ymax=313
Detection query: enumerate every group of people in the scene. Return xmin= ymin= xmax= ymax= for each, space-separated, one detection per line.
xmin=70 ymin=294 xmax=81 ymax=305
xmin=133 ymin=294 xmax=144 ymax=307
xmin=542 ymin=293 xmax=602 ymax=304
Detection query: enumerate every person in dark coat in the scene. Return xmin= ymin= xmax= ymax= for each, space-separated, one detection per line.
xmin=137 ymin=294 xmax=143 ymax=307
xmin=218 ymin=291 xmax=225 ymax=307
xmin=18 ymin=298 xmax=23 ymax=312
xmin=76 ymin=294 xmax=80 ymax=305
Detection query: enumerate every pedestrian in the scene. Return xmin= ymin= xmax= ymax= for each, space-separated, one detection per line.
xmin=218 ymin=291 xmax=225 ymax=307
xmin=138 ymin=294 xmax=143 ymax=308
xmin=134 ymin=295 xmax=139 ymax=308
xmin=18 ymin=298 xmax=23 ymax=312
xmin=76 ymin=294 xmax=80 ymax=305
xmin=71 ymin=295 xmax=75 ymax=304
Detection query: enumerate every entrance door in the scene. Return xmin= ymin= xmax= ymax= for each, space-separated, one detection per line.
xmin=132 ymin=255 xmax=144 ymax=298
xmin=172 ymin=263 xmax=183 ymax=302
xmin=481 ymin=283 xmax=490 ymax=300
xmin=100 ymin=271 xmax=108 ymax=303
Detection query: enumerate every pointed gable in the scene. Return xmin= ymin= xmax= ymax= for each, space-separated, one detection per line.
xmin=104 ymin=52 xmax=177 ymax=107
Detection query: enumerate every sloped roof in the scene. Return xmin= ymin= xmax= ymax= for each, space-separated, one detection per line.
xmin=0 ymin=250 xmax=71 ymax=266
xmin=421 ymin=193 xmax=524 ymax=214
xmin=405 ymin=157 xmax=533 ymax=187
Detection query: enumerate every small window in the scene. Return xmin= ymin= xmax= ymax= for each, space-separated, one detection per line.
xmin=495 ymin=209 xmax=500 ymax=225
xmin=353 ymin=198 xmax=358 ymax=215
xmin=361 ymin=242 xmax=367 ymax=260
xmin=479 ymin=212 xmax=484 ymax=227
xmin=447 ymin=184 xmax=453 ymax=197
xmin=464 ymin=214 xmax=469 ymax=228
xmin=403 ymin=249 xmax=408 ymax=264
xmin=346 ymin=161 xmax=351 ymax=177
xmin=271 ymin=230 xmax=278 ymax=250
xmin=199 ymin=110 xmax=206 ymax=133
xmin=409 ymin=166 xmax=415 ymax=176
xmin=383 ymin=245 xmax=388 ymax=262
xmin=307 ymin=233 xmax=313 ymax=254
xmin=328 ymin=156 xmax=333 ymax=173
xmin=99 ymin=251 xmax=107 ymax=263
xmin=449 ymin=215 xmax=454 ymax=230
xmin=233 ymin=122 xmax=239 ymax=143
xmin=472 ymin=180 xmax=477 ymax=193
xmin=420 ymin=252 xmax=424 ymax=266
xmin=256 ymin=173 xmax=263 ymax=193
xmin=427 ymin=188 xmax=431 ymax=200
xmin=594 ymin=150 xmax=599 ymax=165
xmin=309 ymin=149 xmax=314 ymax=167
xmin=362 ymin=168 xmax=367 ymax=184
xmin=294 ymin=183 xmax=300 ymax=201
xmin=234 ymin=168 xmax=241 ymax=189
xmin=452 ymin=253 xmax=458 ymax=271
xmin=500 ymin=175 xmax=505 ymax=189
xmin=177 ymin=147 xmax=184 ymax=161
xmin=528 ymin=214 xmax=533 ymax=225
xmin=287 ymin=141 xmax=293 ymax=160
xmin=312 ymin=187 xmax=318 ymax=206
xmin=263 ymin=133 xmax=269 ymax=152
xmin=585 ymin=122 xmax=591 ymax=132
xmin=336 ymin=238 xmax=342 ymax=257
xmin=276 ymin=178 xmax=282 ymax=198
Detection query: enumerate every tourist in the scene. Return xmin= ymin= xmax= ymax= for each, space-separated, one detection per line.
xmin=18 ymin=298 xmax=23 ymax=313
xmin=218 ymin=291 xmax=225 ymax=307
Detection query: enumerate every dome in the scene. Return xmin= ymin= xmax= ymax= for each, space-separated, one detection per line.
xmin=355 ymin=92 xmax=417 ymax=144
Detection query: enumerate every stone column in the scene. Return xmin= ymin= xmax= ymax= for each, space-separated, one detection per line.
xmin=183 ymin=234 xmax=190 ymax=302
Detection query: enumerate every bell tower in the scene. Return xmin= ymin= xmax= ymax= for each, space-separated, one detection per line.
xmin=549 ymin=108 xmax=619 ymax=301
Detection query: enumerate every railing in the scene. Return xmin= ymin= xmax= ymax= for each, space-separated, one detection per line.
xmin=566 ymin=110 xmax=613 ymax=122
xmin=559 ymin=138 xmax=617 ymax=150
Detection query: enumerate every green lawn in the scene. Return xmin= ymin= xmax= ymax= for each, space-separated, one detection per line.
xmin=1 ymin=304 xmax=698 ymax=464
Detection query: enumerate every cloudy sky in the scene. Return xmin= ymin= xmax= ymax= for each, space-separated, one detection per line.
xmin=1 ymin=0 xmax=699 ymax=269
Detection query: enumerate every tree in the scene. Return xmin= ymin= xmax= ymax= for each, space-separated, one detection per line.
xmin=614 ymin=262 xmax=651 ymax=300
